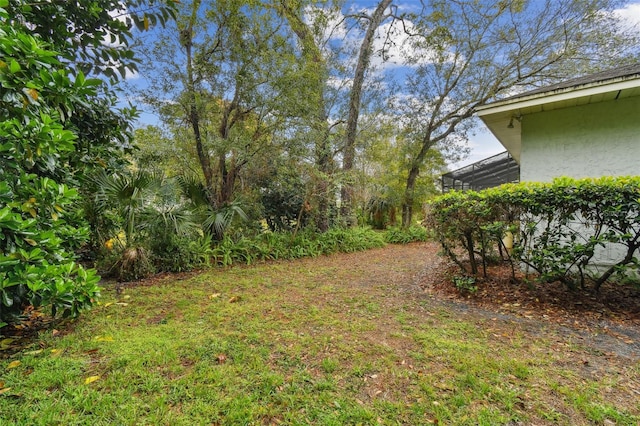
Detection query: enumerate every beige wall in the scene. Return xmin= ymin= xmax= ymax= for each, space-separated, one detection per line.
xmin=520 ymin=96 xmax=640 ymax=182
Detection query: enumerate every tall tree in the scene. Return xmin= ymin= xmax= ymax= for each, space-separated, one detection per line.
xmin=340 ymin=0 xmax=393 ymax=226
xmin=139 ymin=0 xmax=301 ymax=213
xmin=397 ymin=0 xmax=638 ymax=226
xmin=272 ymin=0 xmax=337 ymax=232
xmin=274 ymin=0 xmax=400 ymax=230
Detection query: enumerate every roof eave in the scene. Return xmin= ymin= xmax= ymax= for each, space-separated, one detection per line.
xmin=475 ymin=76 xmax=640 ymax=164
xmin=476 ymin=77 xmax=640 ymax=116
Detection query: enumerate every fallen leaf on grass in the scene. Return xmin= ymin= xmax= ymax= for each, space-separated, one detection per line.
xmin=84 ymin=375 xmax=100 ymax=384
xmin=94 ymin=336 xmax=114 ymax=342
xmin=50 ymin=349 xmax=62 ymax=356
xmin=24 ymin=349 xmax=43 ymax=356
xmin=1 ymin=338 xmax=15 ymax=350
xmin=103 ymin=302 xmax=114 ymax=308
xmin=115 ymin=302 xmax=129 ymax=306
xmin=216 ymin=354 xmax=227 ymax=364
xmin=209 ymin=293 xmax=221 ymax=300
xmin=228 ymin=296 xmax=241 ymax=303
xmin=0 ymin=387 xmax=12 ymax=395
xmin=6 ymin=360 xmax=21 ymax=369
xmin=52 ymin=329 xmax=60 ymax=337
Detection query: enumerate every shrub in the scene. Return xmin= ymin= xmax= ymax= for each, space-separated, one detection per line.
xmin=150 ymin=234 xmax=213 ymax=273
xmin=114 ymin=246 xmax=156 ymax=282
xmin=365 ymin=196 xmax=397 ymax=229
xmin=425 ymin=189 xmax=510 ymax=277
xmin=0 ymin=14 xmax=102 ymax=327
xmin=453 ymin=275 xmax=477 ymax=294
xmin=209 ymin=227 xmax=386 ymax=267
xmin=384 ymin=226 xmax=430 ymax=244
xmin=320 ymin=227 xmax=386 ymax=253
xmin=426 ymin=177 xmax=640 ymax=291
xmin=252 ymin=232 xmax=290 ymax=261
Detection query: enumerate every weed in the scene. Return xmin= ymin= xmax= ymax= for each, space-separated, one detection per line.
xmin=453 ymin=275 xmax=478 ymax=293
xmin=321 ymin=357 xmax=339 ymax=374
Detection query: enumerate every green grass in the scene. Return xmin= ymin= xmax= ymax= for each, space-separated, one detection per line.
xmin=1 ymin=247 xmax=639 ymax=425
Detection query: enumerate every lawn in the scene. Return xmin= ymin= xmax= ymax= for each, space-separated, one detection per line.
xmin=1 ymin=243 xmax=639 ymax=425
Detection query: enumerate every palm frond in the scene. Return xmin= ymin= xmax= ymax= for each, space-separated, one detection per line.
xmin=202 ymin=202 xmax=248 ymax=240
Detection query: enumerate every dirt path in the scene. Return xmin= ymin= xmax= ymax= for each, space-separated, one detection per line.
xmin=325 ymin=241 xmax=640 ymax=361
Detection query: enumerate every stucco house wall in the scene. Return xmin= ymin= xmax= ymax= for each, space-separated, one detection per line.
xmin=475 ymin=65 xmax=640 ymax=271
xmin=520 ymin=96 xmax=640 ymax=182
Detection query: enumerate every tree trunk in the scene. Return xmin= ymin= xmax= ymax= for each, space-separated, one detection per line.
xmin=219 ymin=154 xmax=238 ymax=207
xmin=402 ymin=165 xmax=420 ymax=227
xmin=181 ymin=0 xmax=215 ymax=206
xmin=276 ymin=1 xmax=333 ymax=232
xmin=341 ymin=0 xmax=392 ymax=227
xmin=464 ymin=231 xmax=478 ymax=275
xmin=316 ymin=129 xmax=332 ymax=232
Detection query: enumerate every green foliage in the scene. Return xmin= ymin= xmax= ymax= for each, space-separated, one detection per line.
xmin=209 ymin=227 xmax=386 ymax=267
xmin=202 ymin=202 xmax=248 ymax=242
xmin=0 ymin=0 xmax=182 ymax=326
xmin=425 ymin=189 xmax=508 ymax=277
xmin=94 ymin=170 xmax=215 ymax=278
xmin=5 ymin=0 xmax=177 ymax=79
xmin=453 ymin=275 xmax=477 ymax=294
xmin=320 ymin=227 xmax=387 ymax=254
xmin=384 ymin=225 xmax=430 ymax=244
xmin=365 ymin=195 xmax=396 ymax=229
xmin=93 ymin=169 xmax=159 ymax=246
xmin=211 ymin=235 xmax=255 ymax=267
xmin=147 ymin=229 xmax=213 ymax=274
xmin=0 ymin=9 xmax=102 ymax=325
xmin=426 ymin=177 xmax=640 ymax=291
xmin=259 ymin=171 xmax=308 ymax=232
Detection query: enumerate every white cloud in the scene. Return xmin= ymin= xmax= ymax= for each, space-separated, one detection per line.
xmin=371 ymin=18 xmax=456 ymax=70
xmin=125 ymin=67 xmax=140 ymax=80
xmin=371 ymin=19 xmax=414 ymax=69
xmin=327 ymin=75 xmax=352 ymax=89
xmin=303 ymin=6 xmax=348 ymax=43
xmin=614 ymin=2 xmax=640 ymax=29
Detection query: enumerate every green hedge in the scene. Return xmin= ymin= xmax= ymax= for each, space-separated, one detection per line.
xmin=426 ymin=177 xmax=640 ymax=290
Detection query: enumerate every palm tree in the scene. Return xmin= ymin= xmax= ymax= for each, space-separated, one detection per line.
xmin=93 ymin=169 xmax=158 ymax=246
xmin=176 ymin=173 xmax=247 ymax=240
